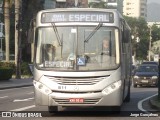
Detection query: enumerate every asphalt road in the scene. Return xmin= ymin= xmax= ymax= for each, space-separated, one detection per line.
xmin=0 ymin=86 xmax=159 ymax=120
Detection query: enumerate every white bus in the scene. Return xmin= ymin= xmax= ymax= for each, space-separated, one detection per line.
xmin=33 ymin=8 xmax=132 ymax=113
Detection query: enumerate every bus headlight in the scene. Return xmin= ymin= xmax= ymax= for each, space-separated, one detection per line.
xmin=102 ymin=80 xmax=122 ymax=95
xmin=33 ymin=81 xmax=52 ymax=95
xmin=134 ymin=76 xmax=139 ymax=79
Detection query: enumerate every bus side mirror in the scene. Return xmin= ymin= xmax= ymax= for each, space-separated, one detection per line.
xmin=28 ymin=64 xmax=34 ymax=75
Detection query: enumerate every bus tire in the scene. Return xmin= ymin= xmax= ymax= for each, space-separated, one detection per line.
xmin=48 ymin=106 xmax=58 ymax=113
xmin=124 ymin=83 xmax=130 ymax=102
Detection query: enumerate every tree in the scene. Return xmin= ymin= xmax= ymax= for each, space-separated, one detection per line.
xmin=3 ymin=0 xmax=11 ymax=62
xmin=21 ymin=0 xmax=44 ymax=62
xmin=136 ymin=18 xmax=149 ymax=60
xmin=15 ymin=0 xmax=21 ymax=79
xmin=15 ymin=0 xmax=43 ymax=78
xmin=151 ymin=24 xmax=160 ymax=42
xmin=124 ymin=16 xmax=149 ymax=60
xmin=89 ymin=1 xmax=107 ymax=8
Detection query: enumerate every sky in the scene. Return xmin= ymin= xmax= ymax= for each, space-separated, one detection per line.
xmin=147 ymin=0 xmax=160 ymax=22
xmin=148 ymin=0 xmax=160 ymax=4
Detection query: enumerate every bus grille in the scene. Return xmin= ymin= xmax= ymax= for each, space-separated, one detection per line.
xmin=45 ymin=76 xmax=107 ymax=85
xmin=54 ymin=98 xmax=101 ymax=105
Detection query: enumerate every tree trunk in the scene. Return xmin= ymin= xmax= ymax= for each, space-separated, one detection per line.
xmin=4 ymin=0 xmax=10 ymax=62
xmin=15 ymin=0 xmax=19 ymax=65
xmin=15 ymin=0 xmax=21 ymax=79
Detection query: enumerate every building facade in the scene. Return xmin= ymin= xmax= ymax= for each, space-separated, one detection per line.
xmin=123 ymin=0 xmax=147 ymax=20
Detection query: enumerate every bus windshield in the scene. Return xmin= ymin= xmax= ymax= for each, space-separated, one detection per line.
xmin=35 ymin=26 xmax=119 ymax=71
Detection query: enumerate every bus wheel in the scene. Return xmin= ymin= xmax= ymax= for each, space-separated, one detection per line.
xmin=48 ymin=106 xmax=58 ymax=113
xmin=124 ymin=86 xmax=130 ymax=102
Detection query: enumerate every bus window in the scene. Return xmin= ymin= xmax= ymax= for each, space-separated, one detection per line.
xmin=35 ymin=26 xmax=119 ymax=71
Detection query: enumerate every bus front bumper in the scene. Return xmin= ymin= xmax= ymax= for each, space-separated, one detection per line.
xmin=48 ymin=90 xmax=122 ymax=107
xmin=34 ymin=80 xmax=123 ymax=107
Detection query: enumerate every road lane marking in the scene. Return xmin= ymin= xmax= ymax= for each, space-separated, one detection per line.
xmin=10 ymin=105 xmax=36 ymax=111
xmin=138 ymin=93 xmax=158 ymax=113
xmin=13 ymin=97 xmax=34 ymax=102
xmin=0 ymin=96 xmax=8 ymax=99
xmin=27 ymin=92 xmax=34 ymax=94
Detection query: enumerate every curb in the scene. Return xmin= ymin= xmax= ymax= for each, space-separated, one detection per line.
xmin=149 ymin=95 xmax=160 ymax=110
xmin=0 ymin=84 xmax=33 ymax=90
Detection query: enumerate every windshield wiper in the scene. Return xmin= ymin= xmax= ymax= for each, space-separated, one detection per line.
xmin=84 ymin=23 xmax=103 ymax=43
xmin=51 ymin=22 xmax=62 ymax=46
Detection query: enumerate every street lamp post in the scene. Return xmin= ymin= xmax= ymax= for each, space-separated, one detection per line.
xmin=148 ymin=26 xmax=152 ymax=61
xmin=131 ymin=35 xmax=140 ymax=65
xmin=148 ymin=24 xmax=160 ymax=100
xmin=0 ymin=38 xmax=2 ymax=60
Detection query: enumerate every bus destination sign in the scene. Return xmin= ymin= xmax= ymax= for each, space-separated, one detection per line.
xmin=41 ymin=12 xmax=114 ymax=23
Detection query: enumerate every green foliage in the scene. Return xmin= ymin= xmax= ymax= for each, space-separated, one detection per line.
xmin=124 ymin=16 xmax=149 ymax=60
xmin=21 ymin=62 xmax=32 ymax=75
xmin=0 ymin=62 xmax=32 ymax=78
xmin=0 ymin=68 xmax=13 ymax=80
xmin=136 ymin=38 xmax=149 ymax=60
xmin=0 ymin=62 xmax=14 ymax=80
xmin=89 ymin=2 xmax=107 ymax=8
xmin=0 ymin=62 xmax=15 ymax=69
xmin=151 ymin=25 xmax=160 ymax=42
xmin=21 ymin=0 xmax=44 ymax=62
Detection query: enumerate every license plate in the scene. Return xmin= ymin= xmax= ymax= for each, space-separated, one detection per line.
xmin=69 ymin=98 xmax=84 ymax=103
xmin=142 ymin=80 xmax=148 ymax=83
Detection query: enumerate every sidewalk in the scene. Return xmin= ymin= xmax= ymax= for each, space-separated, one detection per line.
xmin=149 ymin=95 xmax=160 ymax=110
xmin=0 ymin=78 xmax=33 ymax=90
